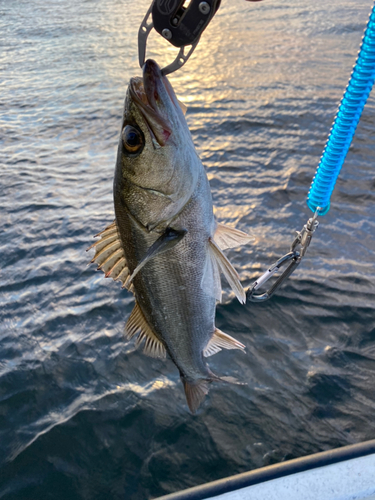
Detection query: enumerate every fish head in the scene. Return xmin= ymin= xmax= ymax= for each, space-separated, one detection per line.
xmin=114 ymin=59 xmax=200 ymax=230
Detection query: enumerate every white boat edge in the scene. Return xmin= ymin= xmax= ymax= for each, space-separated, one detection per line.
xmin=154 ymin=439 xmax=375 ymax=500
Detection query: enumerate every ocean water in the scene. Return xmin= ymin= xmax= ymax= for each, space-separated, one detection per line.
xmin=1 ymin=0 xmax=375 ymax=498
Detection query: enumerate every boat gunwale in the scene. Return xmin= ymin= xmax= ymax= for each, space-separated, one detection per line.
xmin=154 ymin=438 xmax=375 ymax=500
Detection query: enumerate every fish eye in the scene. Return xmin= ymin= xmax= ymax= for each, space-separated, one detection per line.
xmin=122 ymin=125 xmax=144 ymax=155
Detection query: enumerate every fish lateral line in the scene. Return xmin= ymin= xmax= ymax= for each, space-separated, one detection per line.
xmin=128 ymin=227 xmax=188 ymax=284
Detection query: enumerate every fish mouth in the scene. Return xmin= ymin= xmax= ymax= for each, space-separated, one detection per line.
xmin=129 ymin=60 xmax=174 ymax=147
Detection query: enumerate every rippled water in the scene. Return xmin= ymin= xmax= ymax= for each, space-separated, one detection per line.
xmin=1 ymin=0 xmax=375 ymax=498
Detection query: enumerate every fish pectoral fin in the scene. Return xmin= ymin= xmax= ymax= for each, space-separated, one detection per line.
xmin=87 ymin=219 xmax=132 ymax=291
xmin=125 ymin=301 xmax=166 ymax=359
xmin=177 ymin=98 xmax=187 ymax=115
xmin=208 ymin=239 xmax=246 ymax=304
xmin=128 ymin=227 xmax=187 ymax=284
xmin=182 ymin=378 xmax=210 ymax=414
xmin=203 ymin=328 xmax=245 ymax=357
xmin=213 ymin=223 xmax=253 ymax=250
xmin=200 ymin=248 xmax=222 ymax=302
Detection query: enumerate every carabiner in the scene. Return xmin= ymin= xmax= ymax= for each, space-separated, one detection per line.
xmin=246 ymin=251 xmax=301 ymax=302
xmin=246 ymin=210 xmax=320 ymax=302
xmin=138 ymin=0 xmax=221 ymax=75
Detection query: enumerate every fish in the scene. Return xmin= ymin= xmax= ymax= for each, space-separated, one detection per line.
xmin=88 ymin=59 xmax=252 ymax=413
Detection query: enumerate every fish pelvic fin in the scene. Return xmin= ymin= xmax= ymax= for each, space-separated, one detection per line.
xmin=125 ymin=301 xmax=166 ymax=359
xmin=213 ymin=223 xmax=253 ymax=250
xmin=203 ymin=328 xmax=245 ymax=357
xmin=87 ymin=220 xmax=133 ymax=291
xmin=182 ymin=378 xmax=210 ymax=414
xmin=208 ymin=239 xmax=246 ymax=304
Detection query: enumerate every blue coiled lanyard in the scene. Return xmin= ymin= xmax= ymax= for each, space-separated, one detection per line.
xmin=247 ymin=2 xmax=375 ymax=302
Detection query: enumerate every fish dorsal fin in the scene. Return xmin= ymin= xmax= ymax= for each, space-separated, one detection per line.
xmin=125 ymin=301 xmax=166 ymax=359
xmin=203 ymin=328 xmax=245 ymax=357
xmin=208 ymin=239 xmax=246 ymax=304
xmin=87 ymin=220 xmax=132 ymax=291
xmin=213 ymin=223 xmax=253 ymax=250
xmin=182 ymin=378 xmax=210 ymax=414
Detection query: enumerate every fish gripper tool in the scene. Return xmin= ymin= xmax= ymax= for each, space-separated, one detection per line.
xmin=138 ymin=0 xmax=221 ymax=75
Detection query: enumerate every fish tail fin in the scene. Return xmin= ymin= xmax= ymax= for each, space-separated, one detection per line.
xmin=182 ymin=378 xmax=210 ymax=414
xmin=182 ymin=374 xmax=246 ymax=413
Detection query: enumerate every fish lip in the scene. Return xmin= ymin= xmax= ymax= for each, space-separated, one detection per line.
xmin=129 ymin=61 xmax=172 ymax=146
xmin=143 ymin=59 xmax=182 ymax=117
xmin=143 ymin=59 xmax=162 ymax=95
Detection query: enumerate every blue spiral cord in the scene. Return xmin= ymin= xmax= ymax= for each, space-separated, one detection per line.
xmin=307 ymin=2 xmax=375 ymax=215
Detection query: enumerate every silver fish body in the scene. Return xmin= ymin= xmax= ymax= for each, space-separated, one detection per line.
xmin=115 ymin=164 xmax=216 ymax=382
xmin=91 ymin=60 xmax=251 ymax=412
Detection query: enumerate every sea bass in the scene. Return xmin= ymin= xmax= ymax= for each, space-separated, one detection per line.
xmin=88 ymin=59 xmax=251 ymax=412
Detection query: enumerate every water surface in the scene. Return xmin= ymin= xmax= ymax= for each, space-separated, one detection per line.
xmin=1 ymin=0 xmax=375 ymax=498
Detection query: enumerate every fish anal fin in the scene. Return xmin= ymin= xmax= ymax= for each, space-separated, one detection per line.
xmin=214 ymin=223 xmax=253 ymax=250
xmin=182 ymin=378 xmax=210 ymax=414
xmin=203 ymin=328 xmax=245 ymax=357
xmin=203 ymin=343 xmax=222 ymax=357
xmin=208 ymin=239 xmax=246 ymax=304
xmin=125 ymin=302 xmax=166 ymax=359
xmin=88 ymin=219 xmax=130 ymax=288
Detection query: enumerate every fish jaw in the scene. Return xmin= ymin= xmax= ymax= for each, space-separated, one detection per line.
xmin=128 ymin=59 xmax=190 ymax=148
xmin=128 ymin=76 xmax=171 ymax=148
xmin=142 ymin=59 xmax=189 ymax=144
